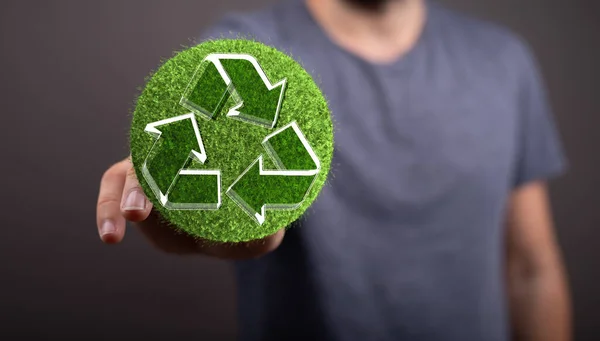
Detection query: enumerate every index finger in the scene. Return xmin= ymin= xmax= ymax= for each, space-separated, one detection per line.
xmin=97 ymin=158 xmax=129 ymax=244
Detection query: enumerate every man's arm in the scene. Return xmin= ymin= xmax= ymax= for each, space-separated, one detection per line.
xmin=505 ymin=181 xmax=572 ymax=341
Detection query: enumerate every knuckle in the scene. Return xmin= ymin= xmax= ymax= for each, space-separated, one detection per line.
xmin=97 ymin=195 xmax=120 ymax=208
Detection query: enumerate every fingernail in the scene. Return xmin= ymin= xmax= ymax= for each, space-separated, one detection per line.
xmin=122 ymin=189 xmax=146 ymax=211
xmin=100 ymin=220 xmax=117 ymax=238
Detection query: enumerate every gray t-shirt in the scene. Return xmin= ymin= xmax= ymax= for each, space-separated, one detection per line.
xmin=200 ymin=1 xmax=566 ymax=340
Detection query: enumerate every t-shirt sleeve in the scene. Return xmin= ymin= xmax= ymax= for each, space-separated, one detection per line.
xmin=511 ymin=39 xmax=568 ymax=188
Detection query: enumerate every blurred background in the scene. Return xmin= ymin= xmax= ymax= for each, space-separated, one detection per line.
xmin=0 ymin=0 xmax=598 ymax=340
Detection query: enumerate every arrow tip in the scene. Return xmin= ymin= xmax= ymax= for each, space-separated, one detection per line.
xmin=226 ymin=109 xmax=240 ymax=117
xmin=226 ymin=102 xmax=244 ymax=118
xmin=254 ymin=212 xmax=265 ymax=225
xmin=159 ymin=193 xmax=168 ymax=205
xmin=144 ymin=123 xmax=161 ymax=135
xmin=192 ymin=150 xmax=207 ymax=164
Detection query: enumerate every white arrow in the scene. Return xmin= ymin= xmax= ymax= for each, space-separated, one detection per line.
xmin=180 ymin=53 xmax=287 ymax=129
xmin=141 ymin=113 xmax=221 ymax=210
xmin=226 ymin=121 xmax=321 ymax=225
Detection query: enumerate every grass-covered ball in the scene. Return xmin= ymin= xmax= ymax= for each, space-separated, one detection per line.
xmin=130 ymin=39 xmax=334 ymax=243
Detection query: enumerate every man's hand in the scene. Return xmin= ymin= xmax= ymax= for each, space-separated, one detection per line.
xmin=96 ymin=157 xmax=284 ymax=259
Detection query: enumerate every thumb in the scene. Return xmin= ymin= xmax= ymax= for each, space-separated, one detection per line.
xmin=120 ymin=158 xmax=153 ymax=222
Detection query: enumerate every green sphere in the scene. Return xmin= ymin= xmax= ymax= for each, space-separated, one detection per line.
xmin=130 ymin=39 xmax=334 ymax=243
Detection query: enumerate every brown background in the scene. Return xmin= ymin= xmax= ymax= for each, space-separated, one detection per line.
xmin=0 ymin=0 xmax=598 ymax=340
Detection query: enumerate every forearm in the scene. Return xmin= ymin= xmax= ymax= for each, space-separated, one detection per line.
xmin=505 ymin=182 xmax=572 ymax=341
xmin=508 ymin=259 xmax=572 ymax=341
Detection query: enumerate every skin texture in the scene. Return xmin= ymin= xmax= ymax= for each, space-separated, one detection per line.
xmin=96 ymin=0 xmax=571 ymax=338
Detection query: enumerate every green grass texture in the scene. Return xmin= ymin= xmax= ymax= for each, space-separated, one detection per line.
xmin=130 ymin=39 xmax=334 ymax=243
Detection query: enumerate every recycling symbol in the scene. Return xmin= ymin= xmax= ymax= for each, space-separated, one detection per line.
xmin=131 ymin=40 xmax=333 ymax=242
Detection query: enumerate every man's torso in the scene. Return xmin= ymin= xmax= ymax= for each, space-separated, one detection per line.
xmin=200 ymin=1 xmax=548 ymax=340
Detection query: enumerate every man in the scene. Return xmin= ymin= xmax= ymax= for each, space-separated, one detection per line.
xmin=96 ymin=0 xmax=572 ymax=340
